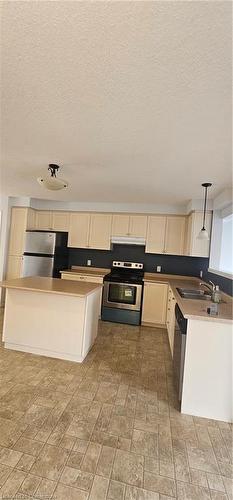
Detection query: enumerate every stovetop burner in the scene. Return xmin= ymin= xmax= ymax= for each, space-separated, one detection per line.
xmin=104 ymin=261 xmax=144 ymax=284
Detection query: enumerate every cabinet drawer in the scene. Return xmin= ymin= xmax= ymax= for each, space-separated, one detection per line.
xmin=61 ymin=273 xmax=103 ymax=284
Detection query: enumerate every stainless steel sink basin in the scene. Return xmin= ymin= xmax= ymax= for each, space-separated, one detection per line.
xmin=177 ymin=288 xmax=211 ymax=300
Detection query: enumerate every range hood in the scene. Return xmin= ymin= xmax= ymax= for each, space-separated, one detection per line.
xmin=111 ymin=236 xmax=146 ymax=246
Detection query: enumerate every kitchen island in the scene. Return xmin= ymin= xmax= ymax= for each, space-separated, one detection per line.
xmin=0 ymin=276 xmax=102 ymax=362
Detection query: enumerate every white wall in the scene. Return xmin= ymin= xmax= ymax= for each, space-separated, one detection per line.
xmin=30 ymin=197 xmax=188 ymax=214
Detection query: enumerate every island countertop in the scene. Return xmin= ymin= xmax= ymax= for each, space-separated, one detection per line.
xmin=0 ymin=276 xmax=102 ymax=298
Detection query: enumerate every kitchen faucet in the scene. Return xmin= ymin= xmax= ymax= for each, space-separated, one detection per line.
xmin=199 ymin=281 xmax=216 ymax=295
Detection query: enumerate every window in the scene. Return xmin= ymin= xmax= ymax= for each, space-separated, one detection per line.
xmin=219 ymin=214 xmax=233 ymax=275
xmin=209 ymin=210 xmax=233 ymax=278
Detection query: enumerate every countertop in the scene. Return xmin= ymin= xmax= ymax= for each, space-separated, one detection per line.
xmin=143 ymin=273 xmax=233 ymax=323
xmin=60 ymin=266 xmax=110 ymax=277
xmin=0 ymin=277 xmax=102 ymax=298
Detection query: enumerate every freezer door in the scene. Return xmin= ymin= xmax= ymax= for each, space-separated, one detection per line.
xmin=22 ymin=255 xmax=54 ymax=277
xmin=24 ymin=232 xmax=56 ymax=255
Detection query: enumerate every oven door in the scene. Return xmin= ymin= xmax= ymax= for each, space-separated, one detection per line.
xmin=103 ymin=281 xmax=142 ymax=311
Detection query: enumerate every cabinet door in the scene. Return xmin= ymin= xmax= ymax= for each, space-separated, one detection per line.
xmin=166 ymin=287 xmax=176 ymax=356
xmin=52 ymin=212 xmax=70 ymax=232
xmin=6 ymin=256 xmax=23 ymax=279
xmin=129 ymin=215 xmax=147 ymax=237
xmin=190 ymin=212 xmax=212 ymax=257
xmin=145 ymin=216 xmax=166 ymax=253
xmin=165 ymin=217 xmax=186 ymax=255
xmin=184 ymin=214 xmax=192 ymax=256
xmin=112 ymin=215 xmax=130 ymax=236
xmin=68 ymin=213 xmax=90 ymax=248
xmin=8 ymin=207 xmax=28 ymax=255
xmin=89 ymin=214 xmax=112 ymax=250
xmin=26 ymin=209 xmax=36 ymax=230
xmin=35 ymin=211 xmax=53 ymax=230
xmin=142 ymin=283 xmax=168 ymax=325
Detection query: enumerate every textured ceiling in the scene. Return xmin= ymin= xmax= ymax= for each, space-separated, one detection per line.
xmin=1 ymin=1 xmax=232 ymax=205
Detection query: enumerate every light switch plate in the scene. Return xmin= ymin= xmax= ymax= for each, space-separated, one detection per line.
xmin=87 ymin=259 xmax=92 ymax=266
xmin=156 ymin=266 xmax=161 ymax=272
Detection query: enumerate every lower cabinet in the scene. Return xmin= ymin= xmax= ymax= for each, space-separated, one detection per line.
xmin=166 ymin=287 xmax=176 ymax=356
xmin=142 ymin=282 xmax=168 ymax=326
xmin=6 ymin=255 xmax=24 ymax=280
xmin=61 ymin=272 xmax=103 ymax=315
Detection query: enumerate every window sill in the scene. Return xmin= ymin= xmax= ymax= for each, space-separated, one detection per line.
xmin=208 ymin=268 xmax=233 ymax=280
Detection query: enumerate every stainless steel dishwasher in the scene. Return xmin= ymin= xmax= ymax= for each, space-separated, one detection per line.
xmin=173 ymin=304 xmax=188 ymax=401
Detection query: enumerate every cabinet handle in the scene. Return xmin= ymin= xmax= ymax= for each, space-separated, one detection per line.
xmin=168 ymin=307 xmax=170 ymax=311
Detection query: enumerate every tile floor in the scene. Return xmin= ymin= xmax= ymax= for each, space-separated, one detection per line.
xmin=0 ymin=310 xmax=232 ymax=499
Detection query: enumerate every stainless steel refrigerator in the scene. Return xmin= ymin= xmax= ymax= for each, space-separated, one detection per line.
xmin=22 ymin=231 xmax=68 ymax=278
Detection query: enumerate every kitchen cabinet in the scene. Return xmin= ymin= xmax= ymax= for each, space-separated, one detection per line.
xmin=145 ymin=216 xmax=166 ymax=253
xmin=68 ymin=213 xmax=90 ymax=248
xmin=89 ymin=213 xmax=112 ymax=250
xmin=8 ymin=207 xmax=28 ymax=256
xmin=165 ymin=216 xmax=186 ymax=255
xmin=26 ymin=208 xmax=36 ymax=230
xmin=146 ymin=215 xmax=186 ymax=255
xmin=35 ymin=211 xmax=53 ymax=230
xmin=112 ymin=214 xmax=147 ymax=238
xmin=129 ymin=215 xmax=147 ymax=237
xmin=6 ymin=255 xmax=24 ymax=280
xmin=142 ymin=282 xmax=168 ymax=326
xmin=185 ymin=211 xmax=212 ymax=257
xmin=52 ymin=211 xmax=70 ymax=232
xmin=112 ymin=215 xmax=130 ymax=237
xmin=166 ymin=286 xmax=176 ymax=356
xmin=68 ymin=213 xmax=112 ymax=250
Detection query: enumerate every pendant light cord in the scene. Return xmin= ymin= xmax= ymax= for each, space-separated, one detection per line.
xmin=202 ymin=185 xmax=208 ymax=230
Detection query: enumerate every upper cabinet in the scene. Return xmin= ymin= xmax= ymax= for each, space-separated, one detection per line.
xmin=68 ymin=213 xmax=112 ymax=250
xmin=68 ymin=213 xmax=90 ymax=248
xmin=145 ymin=216 xmax=166 ymax=253
xmin=89 ymin=213 xmax=112 ymax=250
xmin=52 ymin=211 xmax=70 ymax=232
xmin=185 ymin=211 xmax=212 ymax=257
xmin=35 ymin=211 xmax=53 ymax=230
xmin=129 ymin=215 xmax=147 ymax=237
xmin=26 ymin=208 xmax=36 ymax=230
xmin=165 ymin=216 xmax=186 ymax=255
xmin=146 ymin=215 xmax=186 ymax=255
xmin=112 ymin=215 xmax=130 ymax=237
xmin=8 ymin=207 xmax=28 ymax=255
xmin=112 ymin=214 xmax=147 ymax=238
xmin=7 ymin=207 xmax=210 ymax=257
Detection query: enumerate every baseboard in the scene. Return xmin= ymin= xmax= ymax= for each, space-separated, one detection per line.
xmin=4 ymin=342 xmax=84 ymax=363
xmin=141 ymin=321 xmax=166 ymax=329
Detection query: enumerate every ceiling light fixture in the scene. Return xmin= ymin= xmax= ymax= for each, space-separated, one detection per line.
xmin=37 ymin=164 xmax=68 ymax=191
xmin=198 ymin=182 xmax=212 ymax=240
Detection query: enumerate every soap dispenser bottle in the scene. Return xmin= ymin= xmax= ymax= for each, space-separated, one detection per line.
xmin=212 ymin=285 xmax=221 ymax=303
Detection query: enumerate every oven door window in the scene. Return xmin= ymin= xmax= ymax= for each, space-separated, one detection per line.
xmin=108 ymin=284 xmax=137 ymax=305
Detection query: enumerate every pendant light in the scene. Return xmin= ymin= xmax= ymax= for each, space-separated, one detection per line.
xmin=198 ymin=182 xmax=212 ymax=240
xmin=37 ymin=164 xmax=68 ymax=191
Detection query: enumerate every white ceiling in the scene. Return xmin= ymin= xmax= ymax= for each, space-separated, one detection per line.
xmin=1 ymin=1 xmax=232 ymax=205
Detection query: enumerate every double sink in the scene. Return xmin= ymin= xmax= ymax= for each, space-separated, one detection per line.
xmin=177 ymin=288 xmax=212 ymax=301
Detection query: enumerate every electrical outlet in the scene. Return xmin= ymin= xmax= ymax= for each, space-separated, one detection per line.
xmin=87 ymin=259 xmax=92 ymax=266
xmin=156 ymin=266 xmax=161 ymax=273
xmin=200 ymin=270 xmax=203 ymax=278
